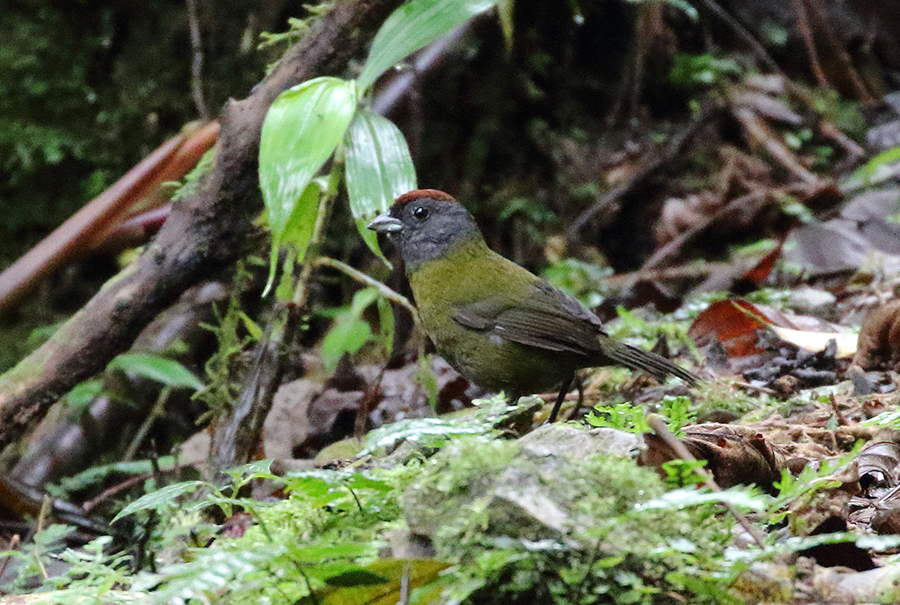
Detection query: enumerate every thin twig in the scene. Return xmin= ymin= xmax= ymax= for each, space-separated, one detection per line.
xmin=34 ymin=496 xmax=53 ymax=579
xmin=185 ymin=0 xmax=209 ymax=120
xmin=646 ymin=414 xmax=768 ymax=549
xmin=828 ymin=392 xmax=849 ymax=426
xmin=314 ymin=256 xmax=419 ymax=322
xmin=734 ymin=106 xmax=820 ymax=184
xmin=695 ymin=0 xmax=782 ymax=75
xmin=792 ymin=0 xmax=829 ymax=88
xmin=123 ymin=386 xmax=171 ymax=462
xmin=804 ymin=0 xmax=874 ymax=103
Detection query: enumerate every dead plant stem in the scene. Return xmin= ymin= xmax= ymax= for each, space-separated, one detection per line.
xmin=646 ymin=414 xmax=768 ymax=549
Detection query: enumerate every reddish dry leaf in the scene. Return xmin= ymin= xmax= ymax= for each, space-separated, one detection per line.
xmin=689 ymin=299 xmax=854 ymax=375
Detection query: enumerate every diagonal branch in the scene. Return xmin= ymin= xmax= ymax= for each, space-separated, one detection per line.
xmin=0 ymin=0 xmax=406 ymax=452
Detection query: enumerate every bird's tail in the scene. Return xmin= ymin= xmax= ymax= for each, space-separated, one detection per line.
xmin=600 ymin=339 xmax=700 ymax=387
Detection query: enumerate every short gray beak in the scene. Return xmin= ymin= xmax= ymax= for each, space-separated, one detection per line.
xmin=368 ymin=212 xmax=403 ymax=233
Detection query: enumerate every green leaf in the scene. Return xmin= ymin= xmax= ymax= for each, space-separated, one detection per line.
xmin=66 ymin=379 xmax=105 ymax=410
xmin=357 ymin=0 xmax=497 ymax=91
xmin=112 ymin=480 xmax=208 ymax=523
xmin=281 ymin=180 xmax=323 ymax=262
xmin=299 ymin=559 xmax=451 ymax=605
xmin=222 ymin=459 xmax=276 ymax=485
xmin=109 ymin=353 xmax=204 ymax=390
xmin=321 ymin=317 xmax=372 ymax=371
xmin=259 ymin=76 xmax=357 ymax=277
xmin=849 ymin=145 xmax=900 ymax=186
xmin=267 ymin=180 xmax=322 ymax=297
xmin=321 ymin=288 xmax=382 ymax=371
xmin=349 ymin=287 xmax=381 ymax=316
xmin=345 ymin=110 xmax=417 ymax=264
xmin=59 ymin=457 xmax=177 ymax=493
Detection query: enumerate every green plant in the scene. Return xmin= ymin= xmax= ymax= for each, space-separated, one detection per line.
xmin=586 ymin=396 xmax=696 ymax=436
xmin=319 ymin=286 xmax=393 ymax=370
xmin=256 ymin=0 xmax=511 ymax=374
xmin=258 ymin=0 xmax=501 ymax=293
xmin=669 ymin=53 xmax=741 ymax=88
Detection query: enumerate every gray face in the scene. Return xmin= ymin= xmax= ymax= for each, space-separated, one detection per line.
xmin=371 ymin=198 xmax=482 ymax=269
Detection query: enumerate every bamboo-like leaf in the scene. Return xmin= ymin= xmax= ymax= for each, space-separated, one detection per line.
xmin=345 ymin=110 xmax=417 ymax=263
xmin=297 ymin=559 xmax=451 ymax=605
xmin=110 ymin=353 xmax=204 ymax=390
xmin=357 ymin=0 xmax=496 ymax=91
xmin=281 ymin=180 xmax=322 ymax=261
xmin=259 ymin=76 xmax=357 ymax=252
xmin=112 ymin=480 xmax=208 ymax=522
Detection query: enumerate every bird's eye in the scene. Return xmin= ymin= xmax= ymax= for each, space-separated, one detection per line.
xmin=412 ymin=206 xmax=429 ymax=220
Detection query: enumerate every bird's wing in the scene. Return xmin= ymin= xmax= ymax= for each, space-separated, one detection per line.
xmin=451 ymin=280 xmax=604 ymax=355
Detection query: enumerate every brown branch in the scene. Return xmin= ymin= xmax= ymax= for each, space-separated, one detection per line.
xmin=804 ymin=0 xmax=875 ymax=104
xmin=0 ymin=122 xmax=219 ymax=313
xmin=792 ymin=0 xmax=830 ymax=89
xmin=0 ymin=0 xmax=406 ymax=452
xmin=734 ymin=105 xmax=820 ymax=184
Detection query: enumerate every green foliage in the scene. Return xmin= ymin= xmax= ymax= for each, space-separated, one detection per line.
xmin=0 ymin=524 xmax=77 ymax=593
xmin=357 ymin=0 xmax=498 ymax=91
xmin=196 ymin=261 xmax=261 ymax=418
xmin=862 ymin=406 xmax=900 ymax=429
xmin=48 ymin=536 xmax=131 ymax=595
xmin=108 ymin=353 xmax=204 ymax=390
xmin=669 ymin=53 xmax=741 ymax=88
xmin=848 ymin=145 xmax=900 ymax=189
xmin=258 ymin=16 xmax=313 ymax=52
xmin=661 ymin=459 xmax=708 ymax=487
xmin=54 ymin=456 xmax=178 ymax=496
xmin=320 ymin=286 xmax=392 ymax=371
xmin=344 ymin=109 xmax=418 ymax=264
xmin=101 ymin=460 xmax=413 ymax=604
xmin=19 ymin=422 xmax=879 ymax=604
xmin=610 ymin=305 xmax=701 ymax=363
xmin=804 ymin=87 xmax=866 ymax=139
xmin=586 ymin=396 xmax=696 ymax=436
xmin=406 ymin=438 xmax=736 ymax=604
xmin=586 ymin=401 xmax=649 ymax=432
xmin=259 ymin=76 xmax=358 ymax=289
xmin=543 ymin=258 xmax=612 ymax=308
xmin=359 ymin=393 xmax=537 ymax=455
xmin=169 ymin=147 xmax=217 ymax=203
xmin=65 ymin=378 xmax=105 ymax=410
xmin=766 ymin=446 xmax=862 ymax=532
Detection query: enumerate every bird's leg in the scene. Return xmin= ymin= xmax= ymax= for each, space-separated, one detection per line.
xmin=548 ymin=374 xmax=575 ymax=423
xmin=567 ymin=378 xmax=585 ymax=419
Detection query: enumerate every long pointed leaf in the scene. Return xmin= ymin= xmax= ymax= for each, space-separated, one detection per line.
xmin=259 ymin=77 xmax=357 ymax=250
xmin=357 ymin=0 xmax=496 ymax=91
xmin=345 ymin=111 xmax=417 ymax=263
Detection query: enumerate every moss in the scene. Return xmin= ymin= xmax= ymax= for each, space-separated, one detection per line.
xmin=403 ymin=435 xmax=734 ymax=604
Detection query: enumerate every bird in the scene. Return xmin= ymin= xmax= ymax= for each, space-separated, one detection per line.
xmin=368 ymin=189 xmax=699 ymax=421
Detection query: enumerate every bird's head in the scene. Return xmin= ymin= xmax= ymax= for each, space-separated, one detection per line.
xmin=368 ymin=189 xmax=482 ymax=269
